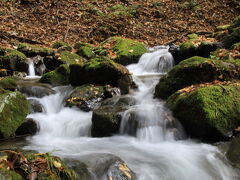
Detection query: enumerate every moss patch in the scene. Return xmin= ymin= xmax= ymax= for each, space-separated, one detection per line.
xmin=52 ymin=41 xmax=70 ymax=49
xmin=154 ymin=56 xmax=240 ymax=99
xmin=39 ymin=64 xmax=70 ymax=86
xmin=17 ymin=43 xmax=55 ymax=57
xmin=0 ymin=76 xmax=18 ymax=90
xmin=60 ymin=51 xmax=83 ymax=65
xmin=76 ymin=46 xmax=95 ymax=59
xmin=0 ymin=90 xmax=29 ymax=139
xmin=167 ymin=83 xmax=240 ymax=141
xmin=99 ymin=37 xmax=147 ymax=65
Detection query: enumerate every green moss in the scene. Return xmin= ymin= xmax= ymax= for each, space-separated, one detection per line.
xmin=73 ymin=42 xmax=92 ymax=49
xmin=216 ymin=25 xmax=230 ymax=31
xmin=17 ymin=43 xmax=55 ymax=57
xmin=232 ymin=42 xmax=240 ymax=49
xmin=154 ymin=56 xmax=240 ymax=99
xmin=179 ymin=0 xmax=201 ymax=10
xmin=229 ymin=16 xmax=240 ymax=30
xmin=0 ymin=169 xmax=23 ymax=180
xmin=52 ymin=41 xmax=70 ymax=49
xmin=76 ymin=46 xmax=94 ymax=59
xmin=5 ymin=49 xmax=27 ymax=61
xmin=0 ymin=90 xmax=29 ymax=139
xmin=39 ymin=64 xmax=70 ymax=86
xmin=223 ymin=27 xmax=240 ymax=48
xmin=167 ymin=84 xmax=240 ymax=140
xmin=187 ymin=33 xmax=199 ymax=39
xmin=100 ymin=37 xmax=147 ymax=65
xmin=60 ymin=51 xmax=83 ymax=64
xmin=0 ymin=76 xmax=18 ymax=90
xmin=109 ymin=4 xmax=139 ymax=18
xmin=180 ymin=41 xmax=196 ymax=51
xmin=85 ymin=56 xmax=115 ymax=70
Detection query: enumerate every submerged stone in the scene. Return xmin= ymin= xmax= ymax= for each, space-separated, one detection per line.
xmin=167 ymin=83 xmax=240 ymax=141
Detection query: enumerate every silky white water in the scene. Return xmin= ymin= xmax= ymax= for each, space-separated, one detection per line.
xmin=24 ymin=47 xmax=237 ymax=180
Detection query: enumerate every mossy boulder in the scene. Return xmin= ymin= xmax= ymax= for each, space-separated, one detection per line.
xmin=0 ymin=151 xmax=77 ymax=180
xmin=0 ymin=49 xmax=28 ymax=75
xmin=99 ymin=37 xmax=147 ymax=65
xmin=65 ymin=84 xmax=119 ymax=111
xmin=17 ymin=43 xmax=55 ymax=57
xmin=59 ymin=51 xmax=83 ymax=64
xmin=167 ymin=83 xmax=240 ymax=141
xmin=154 ymin=56 xmax=240 ymax=99
xmin=39 ymin=64 xmax=70 ymax=86
xmin=0 ymin=89 xmax=29 ymax=139
xmin=69 ymin=56 xmax=134 ymax=94
xmin=223 ymin=27 xmax=240 ymax=48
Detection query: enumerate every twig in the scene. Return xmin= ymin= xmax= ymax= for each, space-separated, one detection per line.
xmin=64 ymin=17 xmax=71 ymax=42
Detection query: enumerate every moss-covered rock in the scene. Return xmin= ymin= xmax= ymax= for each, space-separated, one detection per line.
xmin=65 ymin=84 xmax=119 ymax=111
xmin=0 ymin=151 xmax=77 ymax=180
xmin=229 ymin=16 xmax=240 ymax=30
xmin=187 ymin=33 xmax=199 ymax=40
xmin=0 ymin=90 xmax=29 ymax=139
xmin=39 ymin=64 xmax=70 ymax=86
xmin=167 ymin=83 xmax=240 ymax=141
xmin=216 ymin=25 xmax=230 ymax=31
xmin=223 ymin=27 xmax=240 ymax=48
xmin=154 ymin=56 xmax=240 ymax=99
xmin=0 ymin=49 xmax=28 ymax=75
xmin=17 ymin=43 xmax=55 ymax=57
xmin=99 ymin=37 xmax=147 ymax=65
xmin=59 ymin=51 xmax=83 ymax=65
xmin=69 ymin=56 xmax=134 ymax=94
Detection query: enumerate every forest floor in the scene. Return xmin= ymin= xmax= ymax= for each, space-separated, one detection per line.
xmin=0 ymin=0 xmax=239 ymax=48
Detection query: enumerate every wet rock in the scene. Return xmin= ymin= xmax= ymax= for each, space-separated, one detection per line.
xmin=39 ymin=64 xmax=70 ymax=86
xmin=92 ymin=96 xmax=136 ymax=137
xmin=80 ymin=153 xmax=136 ymax=180
xmin=15 ymin=118 xmax=38 ymax=136
xmin=65 ymin=84 xmax=120 ymax=112
xmin=227 ymin=134 xmax=240 ymax=165
xmin=155 ymin=56 xmax=240 ymax=99
xmin=69 ymin=56 xmax=134 ymax=94
xmin=167 ymin=83 xmax=240 ymax=141
xmin=18 ymin=82 xmax=56 ymax=98
xmin=28 ymin=98 xmax=44 ymax=113
xmin=0 ymin=89 xmax=29 ymax=139
xmin=28 ymin=55 xmax=46 ymax=76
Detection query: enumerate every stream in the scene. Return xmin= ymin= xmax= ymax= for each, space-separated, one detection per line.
xmin=21 ymin=47 xmax=238 ymax=180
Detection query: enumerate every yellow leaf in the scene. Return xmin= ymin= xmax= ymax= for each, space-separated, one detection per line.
xmin=128 ymin=49 xmax=134 ymax=53
xmin=53 ymin=161 xmax=62 ymax=168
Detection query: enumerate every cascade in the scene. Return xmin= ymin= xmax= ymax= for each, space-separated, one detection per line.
xmin=24 ymin=47 xmax=238 ymax=180
xmin=28 ymin=61 xmax=36 ymax=77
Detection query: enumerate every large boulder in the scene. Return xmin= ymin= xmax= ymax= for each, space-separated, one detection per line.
xmin=69 ymin=56 xmax=135 ymax=94
xmin=0 ymin=49 xmax=28 ymax=75
xmin=39 ymin=64 xmax=70 ymax=86
xmin=59 ymin=51 xmax=83 ymax=64
xmin=65 ymin=84 xmax=119 ymax=111
xmin=167 ymin=82 xmax=240 ymax=141
xmin=0 ymin=151 xmax=77 ymax=180
xmin=28 ymin=98 xmax=44 ymax=113
xmin=154 ymin=56 xmax=240 ymax=99
xmin=97 ymin=37 xmax=147 ymax=65
xmin=0 ymin=89 xmax=29 ymax=139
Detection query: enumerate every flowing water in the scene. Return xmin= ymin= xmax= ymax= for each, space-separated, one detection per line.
xmin=24 ymin=47 xmax=238 ymax=180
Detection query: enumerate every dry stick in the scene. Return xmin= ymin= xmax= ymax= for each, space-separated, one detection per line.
xmin=64 ymin=17 xmax=71 ymax=42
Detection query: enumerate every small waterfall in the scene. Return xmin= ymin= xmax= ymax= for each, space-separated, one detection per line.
xmin=127 ymin=46 xmax=174 ymax=75
xmin=28 ymin=61 xmax=36 ymax=77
